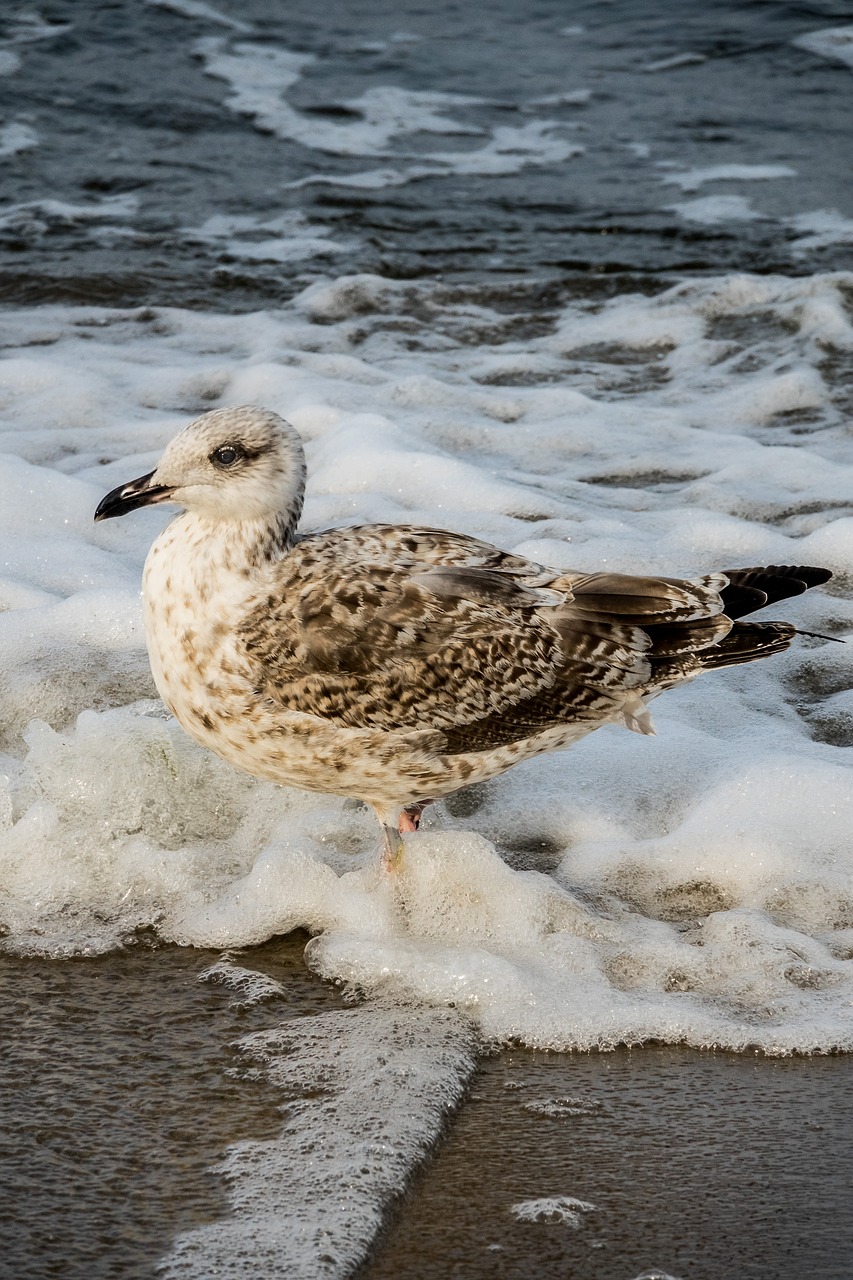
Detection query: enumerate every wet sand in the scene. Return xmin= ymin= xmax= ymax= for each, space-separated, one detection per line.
xmin=0 ymin=937 xmax=336 ymax=1280
xmin=2 ymin=941 xmax=851 ymax=1280
xmin=363 ymin=1045 xmax=853 ymax=1280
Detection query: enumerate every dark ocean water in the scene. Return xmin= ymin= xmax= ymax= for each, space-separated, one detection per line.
xmin=0 ymin=0 xmax=851 ymax=308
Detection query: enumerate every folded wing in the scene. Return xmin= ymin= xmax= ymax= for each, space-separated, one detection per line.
xmin=237 ymin=527 xmax=828 ymax=755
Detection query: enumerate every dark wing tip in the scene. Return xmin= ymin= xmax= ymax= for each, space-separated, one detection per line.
xmin=720 ymin=564 xmax=833 ymax=618
xmin=764 ymin=564 xmax=833 ymax=589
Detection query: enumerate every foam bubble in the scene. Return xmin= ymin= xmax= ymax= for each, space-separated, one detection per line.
xmin=511 ymin=1196 xmax=597 ymax=1226
xmin=522 ymin=1096 xmax=606 ymax=1118
xmin=198 ymin=954 xmax=288 ymax=1005
xmin=629 ymin=1272 xmax=685 ymax=1280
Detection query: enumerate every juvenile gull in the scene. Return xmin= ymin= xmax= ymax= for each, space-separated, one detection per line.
xmin=95 ymin=406 xmax=832 ymax=868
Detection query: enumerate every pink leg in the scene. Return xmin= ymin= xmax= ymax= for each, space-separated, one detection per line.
xmin=398 ymin=799 xmax=434 ymax=833
xmin=398 ymin=807 xmax=420 ymax=833
xmin=371 ymin=800 xmax=434 ymax=873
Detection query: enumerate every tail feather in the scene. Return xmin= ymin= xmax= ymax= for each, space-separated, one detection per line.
xmin=572 ymin=562 xmax=832 ymax=694
xmin=694 ymin=620 xmax=796 ymax=670
xmin=646 ymin=621 xmax=796 ymax=692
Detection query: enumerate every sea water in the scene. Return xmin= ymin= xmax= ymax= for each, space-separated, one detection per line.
xmin=1 ymin=2 xmax=852 ymax=1277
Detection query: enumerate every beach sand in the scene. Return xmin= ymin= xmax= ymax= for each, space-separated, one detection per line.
xmin=2 ymin=941 xmax=851 ymax=1280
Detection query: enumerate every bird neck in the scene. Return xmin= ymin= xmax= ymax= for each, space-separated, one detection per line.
xmin=191 ymin=507 xmax=301 ymax=576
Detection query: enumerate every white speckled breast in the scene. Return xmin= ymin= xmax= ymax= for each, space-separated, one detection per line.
xmin=143 ymin=513 xmax=258 ymax=745
xmin=141 ymin=513 xmax=455 ymax=803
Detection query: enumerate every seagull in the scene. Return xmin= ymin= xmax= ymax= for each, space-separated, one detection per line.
xmin=95 ymin=406 xmax=832 ymax=869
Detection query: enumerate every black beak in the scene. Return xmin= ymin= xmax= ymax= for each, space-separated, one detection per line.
xmin=94 ymin=471 xmax=174 ymax=522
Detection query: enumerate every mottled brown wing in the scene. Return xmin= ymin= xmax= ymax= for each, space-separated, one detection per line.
xmin=239 ymin=557 xmax=569 ymax=733
xmin=237 ymin=526 xmax=728 ymax=746
xmin=441 ymin=571 xmax=734 ymax=751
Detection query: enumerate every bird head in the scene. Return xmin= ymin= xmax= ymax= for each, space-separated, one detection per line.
xmin=94 ymin=406 xmax=306 ymax=524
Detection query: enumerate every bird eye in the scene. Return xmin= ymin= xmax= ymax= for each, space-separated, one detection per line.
xmin=211 ymin=443 xmax=244 ymax=469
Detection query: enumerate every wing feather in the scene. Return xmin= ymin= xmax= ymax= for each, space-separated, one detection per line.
xmin=237 ymin=525 xmax=744 ymax=747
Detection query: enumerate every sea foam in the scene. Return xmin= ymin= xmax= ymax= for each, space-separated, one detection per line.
xmin=0 ymin=272 xmax=851 ymax=1055
xmin=160 ymin=1008 xmax=477 ymax=1279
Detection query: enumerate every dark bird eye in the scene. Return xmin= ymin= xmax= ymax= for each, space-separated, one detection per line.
xmin=211 ymin=443 xmax=244 ymax=469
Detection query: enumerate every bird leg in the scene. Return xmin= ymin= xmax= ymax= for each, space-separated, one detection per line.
xmin=381 ymin=823 xmax=405 ymax=873
xmin=398 ymin=798 xmax=434 ymax=833
xmin=373 ymin=800 xmax=435 ymax=873
xmin=371 ymin=803 xmax=406 ymax=872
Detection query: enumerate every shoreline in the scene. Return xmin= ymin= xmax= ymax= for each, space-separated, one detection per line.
xmin=2 ymin=940 xmax=852 ymax=1280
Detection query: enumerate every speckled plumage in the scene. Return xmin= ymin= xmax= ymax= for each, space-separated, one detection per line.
xmin=95 ymin=407 xmax=831 ymax=855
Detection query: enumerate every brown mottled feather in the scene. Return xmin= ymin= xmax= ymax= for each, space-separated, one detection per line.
xmin=237 ymin=526 xmax=829 ymax=758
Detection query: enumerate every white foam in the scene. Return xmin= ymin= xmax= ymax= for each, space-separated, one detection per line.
xmin=196 ymin=37 xmax=483 ymax=156
xmin=523 ymin=1096 xmax=605 ymax=1117
xmin=641 ymin=52 xmax=706 ymax=73
xmin=789 ymin=209 xmax=853 ymax=255
xmin=4 ymin=13 xmax=72 ymax=44
xmin=0 ymin=273 xmax=850 ymax=1057
xmin=183 ymin=211 xmax=354 ymax=263
xmin=529 ymin=89 xmax=593 ymax=107
xmin=424 ymin=121 xmax=582 ymax=177
xmin=198 ymin=953 xmax=288 ymax=1005
xmin=0 ymin=121 xmax=37 ymax=158
xmin=511 ymin=1196 xmax=597 ymax=1226
xmin=0 ymin=194 xmax=138 ymax=236
xmin=291 ymin=123 xmax=582 ymax=190
xmin=667 ymin=195 xmax=764 ymax=224
xmin=629 ymin=1272 xmax=685 ymax=1280
xmin=145 ymin=0 xmax=252 ymax=33
xmin=793 ymin=26 xmax=853 ymax=71
xmin=160 ymin=1008 xmax=476 ymax=1279
xmin=196 ymin=34 xmax=580 ymax=185
xmin=661 ymin=164 xmax=797 ymax=193
xmin=288 ymin=167 xmax=415 ymax=191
